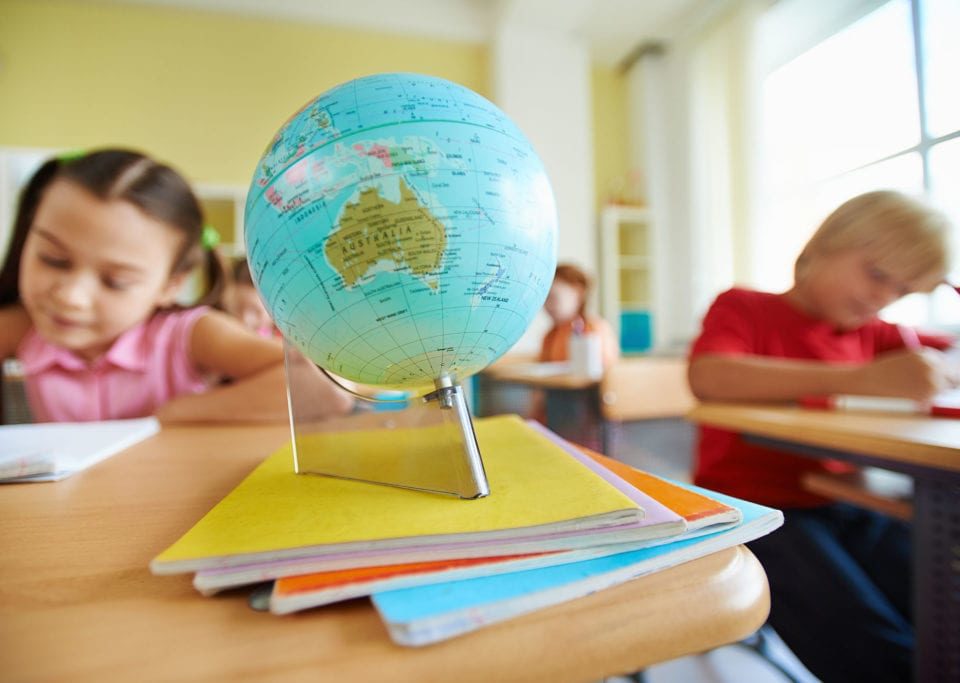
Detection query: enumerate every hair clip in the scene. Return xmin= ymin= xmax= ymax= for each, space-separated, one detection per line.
xmin=57 ymin=149 xmax=86 ymax=163
xmin=201 ymin=225 xmax=221 ymax=251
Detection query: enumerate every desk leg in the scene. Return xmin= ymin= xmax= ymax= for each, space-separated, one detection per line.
xmin=544 ymin=387 xmax=602 ymax=451
xmin=473 ymin=376 xmax=533 ymax=419
xmin=913 ymin=477 xmax=960 ymax=682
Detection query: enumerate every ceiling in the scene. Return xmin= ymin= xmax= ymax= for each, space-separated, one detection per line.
xmin=111 ymin=0 xmax=719 ymax=66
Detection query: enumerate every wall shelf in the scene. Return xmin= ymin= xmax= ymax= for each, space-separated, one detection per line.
xmin=600 ymin=204 xmax=655 ymax=352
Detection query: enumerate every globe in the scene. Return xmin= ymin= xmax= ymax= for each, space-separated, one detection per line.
xmin=244 ymin=73 xmax=558 ymax=393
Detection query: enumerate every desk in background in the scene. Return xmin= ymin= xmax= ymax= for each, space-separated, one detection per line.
xmin=475 ymin=356 xmax=695 ymax=472
xmin=688 ymin=402 xmax=960 ymax=683
xmin=474 ymin=358 xmax=602 ymax=449
xmin=0 ymin=423 xmax=770 ymax=682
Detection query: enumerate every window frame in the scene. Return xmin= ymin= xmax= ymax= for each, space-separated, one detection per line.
xmin=756 ymin=0 xmax=960 ymax=328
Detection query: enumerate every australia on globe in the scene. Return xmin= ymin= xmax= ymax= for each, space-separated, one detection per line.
xmin=245 ymin=73 xmax=558 ymax=392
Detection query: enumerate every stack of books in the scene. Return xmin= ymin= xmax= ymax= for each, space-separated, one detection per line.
xmin=150 ymin=415 xmax=782 ymax=646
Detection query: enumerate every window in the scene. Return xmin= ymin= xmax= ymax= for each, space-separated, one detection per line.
xmin=756 ymin=0 xmax=960 ymax=327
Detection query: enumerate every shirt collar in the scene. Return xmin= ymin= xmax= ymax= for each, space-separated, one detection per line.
xmin=21 ymin=322 xmax=150 ymax=374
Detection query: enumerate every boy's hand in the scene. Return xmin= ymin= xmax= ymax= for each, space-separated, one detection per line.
xmin=857 ymin=349 xmax=952 ymax=401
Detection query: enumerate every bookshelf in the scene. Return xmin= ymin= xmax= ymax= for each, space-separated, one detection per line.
xmin=599 ymin=204 xmax=654 ymax=352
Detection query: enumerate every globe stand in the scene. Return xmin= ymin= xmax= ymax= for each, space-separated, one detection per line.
xmin=283 ymin=341 xmax=490 ymax=499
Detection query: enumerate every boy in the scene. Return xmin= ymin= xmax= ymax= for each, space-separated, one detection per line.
xmin=688 ymin=190 xmax=954 ymax=682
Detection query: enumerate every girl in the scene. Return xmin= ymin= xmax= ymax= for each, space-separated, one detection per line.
xmin=688 ymin=190 xmax=955 ymax=682
xmin=0 ymin=148 xmax=353 ymax=423
xmin=225 ymin=256 xmax=277 ymax=338
xmin=539 ymin=263 xmax=619 ymax=370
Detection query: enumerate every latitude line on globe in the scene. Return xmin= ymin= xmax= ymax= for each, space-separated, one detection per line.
xmin=313 ymin=143 xmax=440 ymax=385
xmin=405 ymin=135 xmax=447 ymax=377
xmin=447 ymin=127 xmax=493 ymax=363
xmin=280 ymin=211 xmax=542 ymax=383
xmin=352 ymin=271 xmax=436 ymax=385
xmin=309 ymin=274 xmax=435 ymax=385
xmin=337 ymin=275 xmax=431 ymax=385
xmin=250 ymin=118 xmax=521 ymax=208
xmin=288 ymin=190 xmax=438 ymax=385
xmin=258 ymin=181 xmax=542 ymax=385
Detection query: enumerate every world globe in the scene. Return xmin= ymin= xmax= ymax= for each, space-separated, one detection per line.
xmin=244 ymin=73 xmax=558 ymax=393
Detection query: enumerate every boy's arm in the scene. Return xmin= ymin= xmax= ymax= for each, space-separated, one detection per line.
xmin=157 ymin=310 xmax=354 ymax=424
xmin=0 ymin=305 xmax=31 ymax=359
xmin=689 ymin=350 xmax=949 ymax=403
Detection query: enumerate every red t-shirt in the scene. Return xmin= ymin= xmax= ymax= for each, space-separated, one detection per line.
xmin=689 ymin=287 xmax=950 ymax=508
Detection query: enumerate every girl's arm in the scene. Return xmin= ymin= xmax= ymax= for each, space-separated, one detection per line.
xmin=0 ymin=305 xmax=31 ymax=359
xmin=156 ymin=310 xmax=354 ymax=423
xmin=688 ymin=350 xmax=949 ymax=403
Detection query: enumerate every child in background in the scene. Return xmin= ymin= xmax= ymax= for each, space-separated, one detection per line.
xmin=225 ymin=257 xmax=276 ymax=337
xmin=0 ymin=149 xmax=353 ymax=423
xmin=539 ymin=263 xmax=619 ymax=370
xmin=688 ymin=190 xmax=955 ymax=683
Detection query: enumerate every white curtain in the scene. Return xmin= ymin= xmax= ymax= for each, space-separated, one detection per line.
xmin=628 ymin=0 xmax=767 ymax=351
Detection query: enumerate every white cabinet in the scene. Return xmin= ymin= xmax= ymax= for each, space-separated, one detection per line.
xmin=599 ymin=204 xmax=654 ymax=352
xmin=194 ymin=183 xmax=247 ymax=258
xmin=0 ymin=147 xmax=48 ymax=263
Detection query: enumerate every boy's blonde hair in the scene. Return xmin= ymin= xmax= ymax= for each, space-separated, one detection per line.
xmin=795 ymin=190 xmax=951 ymax=292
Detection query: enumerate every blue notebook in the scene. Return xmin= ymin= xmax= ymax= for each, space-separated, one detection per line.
xmin=372 ymin=484 xmax=782 ymax=646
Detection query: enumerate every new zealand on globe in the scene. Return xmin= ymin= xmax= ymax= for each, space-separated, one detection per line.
xmin=245 ymin=72 xmax=558 ymax=394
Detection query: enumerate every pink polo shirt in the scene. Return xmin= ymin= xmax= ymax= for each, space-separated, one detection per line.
xmin=17 ymin=307 xmax=211 ymax=422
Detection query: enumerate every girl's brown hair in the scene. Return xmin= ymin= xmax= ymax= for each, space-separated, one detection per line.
xmin=553 ymin=262 xmax=591 ymax=320
xmin=0 ymin=148 xmax=226 ymax=308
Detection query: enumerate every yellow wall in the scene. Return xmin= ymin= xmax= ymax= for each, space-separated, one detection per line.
xmin=0 ymin=0 xmax=630 ymax=214
xmin=591 ymin=65 xmax=630 ymax=209
xmin=0 ymin=0 xmax=490 ymax=186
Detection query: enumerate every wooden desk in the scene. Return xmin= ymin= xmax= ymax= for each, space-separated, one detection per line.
xmin=0 ymin=424 xmax=770 ymax=682
xmin=688 ymin=402 xmax=960 ymax=683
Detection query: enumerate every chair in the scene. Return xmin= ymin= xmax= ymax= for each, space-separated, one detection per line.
xmin=1 ymin=358 xmax=33 ymax=424
xmin=599 ymin=356 xmax=696 ymax=464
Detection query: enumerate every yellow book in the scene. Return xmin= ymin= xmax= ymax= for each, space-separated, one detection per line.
xmin=150 ymin=415 xmax=656 ymax=575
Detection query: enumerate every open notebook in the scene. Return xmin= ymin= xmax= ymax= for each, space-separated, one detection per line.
xmin=0 ymin=417 xmax=161 ymax=482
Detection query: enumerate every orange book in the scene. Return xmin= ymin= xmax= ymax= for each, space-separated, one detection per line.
xmin=577 ymin=447 xmax=739 ymax=529
xmin=277 ymin=555 xmax=538 ymax=592
xmin=271 ymin=552 xmax=558 ymax=614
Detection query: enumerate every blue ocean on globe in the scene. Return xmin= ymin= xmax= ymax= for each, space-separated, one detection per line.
xmin=245 ymin=73 xmax=557 ymax=391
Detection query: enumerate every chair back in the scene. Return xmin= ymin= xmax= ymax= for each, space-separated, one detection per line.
xmin=600 ymin=357 xmax=694 ymax=422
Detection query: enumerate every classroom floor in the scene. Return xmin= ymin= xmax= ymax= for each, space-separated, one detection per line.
xmin=603 ymin=630 xmax=821 ymax=682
